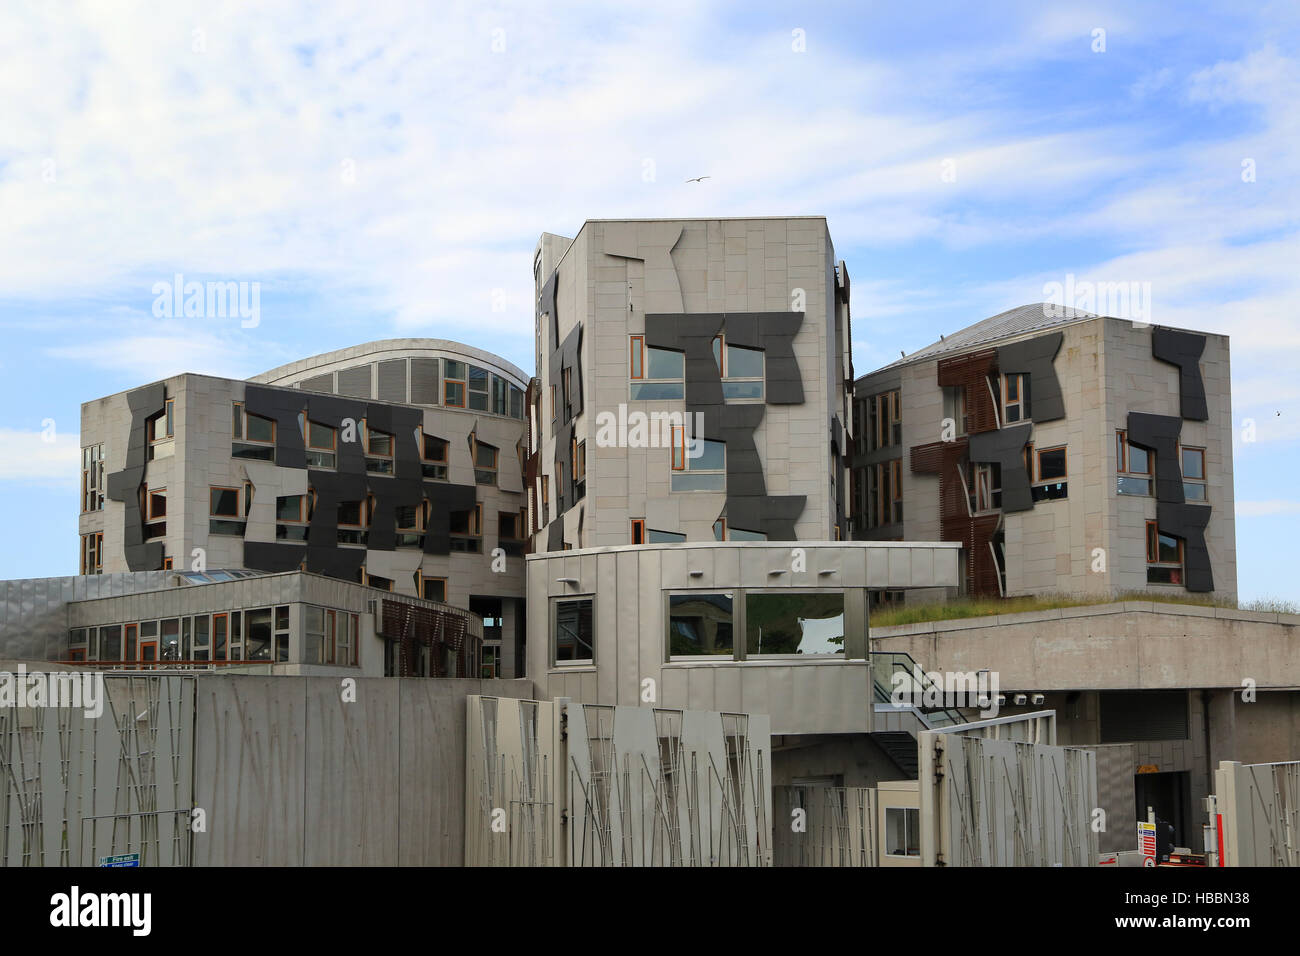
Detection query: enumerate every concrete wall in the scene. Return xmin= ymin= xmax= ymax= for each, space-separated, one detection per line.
xmin=527 ymin=540 xmax=960 ymax=734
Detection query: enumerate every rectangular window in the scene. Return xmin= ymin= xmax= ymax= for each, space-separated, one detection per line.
xmin=468 ymin=364 xmax=490 ymax=411
xmin=647 ymin=528 xmax=686 ymax=543
xmin=422 ymin=575 xmax=447 ymax=602
xmin=629 ymin=335 xmax=644 ymax=378
xmin=209 ymin=486 xmax=245 ymax=535
xmin=745 ymin=592 xmax=845 ymax=657
xmin=145 ymin=487 xmax=167 ymax=539
xmin=671 ymin=437 xmax=726 ymax=492
xmin=444 ymin=359 xmax=466 ymax=407
xmin=422 ymin=433 xmax=448 ymax=480
xmin=572 ymin=439 xmax=586 ymax=497
xmin=1117 ymin=430 xmax=1153 ymax=496
xmin=1002 ymin=373 xmax=1028 ymax=424
xmin=891 ymin=459 xmax=903 ymax=523
xmin=1182 ymin=446 xmax=1207 ymax=501
xmin=304 ymin=420 xmax=336 ymax=468
xmin=631 ymin=518 xmax=645 ymax=544
xmin=554 ymin=597 xmax=594 ymax=664
xmin=1146 ymin=521 xmax=1184 ymax=585
xmin=630 ymin=343 xmax=685 ymax=400
xmin=885 ymin=807 xmax=920 ymax=858
xmin=561 ymin=367 xmax=573 ymax=419
xmin=1032 ymin=445 xmax=1069 ymax=501
xmin=80 ymin=531 xmax=103 ymax=575
xmin=147 ymin=400 xmax=175 ymax=444
xmin=713 ymin=518 xmax=726 ymax=540
xmin=474 ymin=440 xmax=498 ymax=485
xmin=668 ymin=593 xmax=733 ymax=657
xmin=81 ymin=444 xmax=106 ymax=512
xmin=713 ymin=334 xmax=765 ymax=400
xmin=968 ymin=462 xmax=1001 ymax=513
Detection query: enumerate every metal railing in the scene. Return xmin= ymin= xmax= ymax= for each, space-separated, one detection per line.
xmin=870 ymin=651 xmax=969 ymax=729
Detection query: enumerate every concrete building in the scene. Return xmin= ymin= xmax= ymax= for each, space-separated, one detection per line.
xmin=77 ymin=340 xmax=528 ymax=676
xmin=851 ymin=306 xmax=1236 ymax=602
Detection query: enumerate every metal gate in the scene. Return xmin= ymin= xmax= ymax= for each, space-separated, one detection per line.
xmin=1214 ymin=759 xmax=1300 ymax=866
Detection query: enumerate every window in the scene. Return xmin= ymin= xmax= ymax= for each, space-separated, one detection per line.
xmin=305 ymin=420 xmax=336 ymax=468
xmin=968 ymin=462 xmax=1001 ymax=513
xmin=366 ymin=573 xmax=394 ymax=592
xmin=629 ymin=340 xmax=685 ymax=400
xmin=474 ymin=441 xmax=498 ymax=485
xmin=444 ymin=360 xmax=466 ymax=407
xmin=885 ymin=807 xmax=920 ymax=857
xmin=1002 ymin=373 xmax=1029 ymax=424
xmin=1032 ymin=445 xmax=1068 ymax=501
xmin=337 ymin=499 xmax=367 ymax=546
xmin=647 ymin=529 xmax=686 ymax=543
xmin=668 ymin=593 xmax=733 ymax=657
xmin=363 ymin=423 xmax=394 ymax=474
xmin=146 ymin=488 xmax=167 ymax=539
xmin=81 ymin=444 xmax=105 ymax=512
xmin=1147 ymin=522 xmax=1184 ymax=585
xmin=468 ymin=364 xmax=490 ymax=411
xmin=745 ymin=592 xmax=845 ymax=656
xmin=421 ymin=574 xmax=447 ymax=603
xmin=232 ymin=404 xmax=275 ymax=461
xmin=541 ymin=476 xmax=550 ymax=525
xmin=275 ymin=494 xmax=309 ymax=541
xmin=713 ymin=518 xmax=726 ymax=540
xmin=866 ymin=390 xmax=901 ymax=451
xmin=631 ymin=518 xmax=645 ymax=544
xmin=422 ymin=433 xmax=448 ymax=479
xmin=866 ymin=461 xmax=903 ymax=528
xmin=1182 ymin=446 xmax=1207 ymax=501
xmin=1117 ymin=430 xmax=1153 ymax=496
xmin=450 ymin=503 xmax=483 ymax=552
xmin=146 ymin=399 xmax=175 ymax=443
xmin=561 ymin=367 xmax=573 ymax=419
xmin=572 ymin=439 xmax=586 ymax=497
xmin=713 ymin=334 xmax=765 ymax=400
xmin=942 ymin=387 xmax=968 ymax=438
xmin=209 ymin=486 xmax=244 ymax=535
xmin=671 ymin=433 xmax=726 ymax=492
xmin=80 ymin=532 xmax=103 ymax=575
xmin=245 ymin=608 xmax=273 ymax=661
xmin=891 ymin=459 xmax=903 ymax=523
xmin=728 ymin=526 xmax=766 ymax=541
xmin=554 ymin=597 xmax=594 ymax=664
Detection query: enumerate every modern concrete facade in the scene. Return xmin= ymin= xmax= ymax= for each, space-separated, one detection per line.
xmin=852 ymin=306 xmax=1236 ymax=602
xmin=77 ymin=340 xmax=528 ymax=676
xmin=529 ymin=218 xmax=853 ymax=552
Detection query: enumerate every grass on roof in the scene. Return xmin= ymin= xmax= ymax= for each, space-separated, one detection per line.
xmin=868 ymin=591 xmax=1300 ymax=629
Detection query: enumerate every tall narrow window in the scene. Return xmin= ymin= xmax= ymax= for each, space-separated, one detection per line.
xmin=631 ymin=518 xmax=645 ymax=544
xmin=554 ymin=597 xmax=594 ymax=664
xmin=80 ymin=532 xmax=103 ymax=575
xmin=1147 ymin=522 xmax=1184 ymax=585
xmin=630 ymin=343 xmax=685 ymax=400
xmin=364 ymin=423 xmax=394 ymax=474
xmin=1117 ymin=430 xmax=1153 ymax=496
xmin=1182 ymin=446 xmax=1207 ymax=501
xmin=81 ymin=444 xmax=105 ymax=512
xmin=306 ymin=420 xmax=336 ymax=468
xmin=422 ymin=433 xmax=448 ymax=480
xmin=1002 ymin=374 xmax=1028 ymax=424
xmin=629 ymin=335 xmax=644 ymax=379
xmin=468 ymin=365 xmax=490 ymax=411
xmin=474 ymin=440 xmax=498 ymax=485
xmin=444 ymin=360 xmax=467 ymax=407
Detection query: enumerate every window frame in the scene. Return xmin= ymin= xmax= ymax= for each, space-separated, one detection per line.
xmin=666 ymin=589 xmax=737 ymax=660
xmin=1146 ymin=520 xmax=1185 ymax=586
xmin=629 ymin=340 xmax=686 ymax=401
xmin=552 ymin=594 xmax=596 ymax=667
xmin=1001 ymin=373 xmax=1027 ymax=425
xmin=1180 ymin=445 xmax=1207 ymax=502
xmin=1117 ymin=430 xmax=1154 ymax=496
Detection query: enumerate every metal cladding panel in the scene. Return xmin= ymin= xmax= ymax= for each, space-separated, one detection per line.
xmin=336 ymin=364 xmax=373 ymax=399
xmin=1151 ymin=326 xmax=1209 ymax=421
xmin=1127 ymin=411 xmax=1185 ymax=504
xmin=105 ymin=381 xmax=167 ymax=571
xmin=968 ymin=422 xmax=1034 ymax=513
xmin=410 ymin=357 xmax=440 ymax=405
xmin=300 ymin=372 xmax=334 ymax=394
xmin=377 ymin=359 xmax=408 ymax=405
xmin=997 ymin=332 xmax=1065 ymax=422
xmin=1157 ymin=502 xmax=1215 ymax=592
xmin=303 ymin=678 xmax=401 ymax=865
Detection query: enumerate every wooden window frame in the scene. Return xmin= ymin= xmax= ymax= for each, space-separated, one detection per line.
xmin=307 ymin=420 xmax=336 ymax=451
xmin=713 ymin=517 xmax=726 ymax=541
xmin=631 ymin=518 xmax=645 ymax=544
xmin=148 ymin=488 xmax=167 ymax=520
xmin=1034 ymin=445 xmax=1068 ymax=484
xmin=444 ymin=379 xmax=466 ymax=408
xmin=630 ymin=335 xmax=644 ymax=379
xmin=209 ymin=485 xmax=241 ymax=518
xmin=670 ymin=425 xmax=686 ymax=470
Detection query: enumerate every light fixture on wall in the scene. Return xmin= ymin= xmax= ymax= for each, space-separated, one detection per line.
xmin=768 ymin=569 xmax=787 ymax=576
xmin=556 ymin=577 xmax=579 ymax=586
xmin=818 ymin=569 xmax=836 ymax=576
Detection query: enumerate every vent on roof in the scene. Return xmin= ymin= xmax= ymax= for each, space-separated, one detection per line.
xmin=337 ymin=364 xmax=372 ymax=399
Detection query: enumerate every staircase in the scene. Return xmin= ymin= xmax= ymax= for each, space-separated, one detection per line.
xmin=870 ymin=730 xmax=920 ymax=778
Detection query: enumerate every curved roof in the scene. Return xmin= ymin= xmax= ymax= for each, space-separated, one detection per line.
xmin=249 ymin=338 xmax=530 ymax=388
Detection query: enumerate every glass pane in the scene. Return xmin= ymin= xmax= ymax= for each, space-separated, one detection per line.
xmin=276 ymin=495 xmax=302 ymax=521
xmin=1182 ymin=448 xmax=1204 ymax=479
xmin=729 ymin=527 xmax=766 ymax=541
xmin=309 ymin=422 xmax=333 ymax=448
xmin=1005 ymin=375 xmax=1018 ymax=401
xmin=745 ymin=592 xmax=845 ymax=656
xmin=647 ymin=529 xmax=686 ymax=543
xmin=646 ymin=347 xmax=683 ymax=379
xmin=671 ymin=472 xmax=726 ymax=492
xmin=1184 ymin=482 xmax=1207 ymax=501
xmin=1117 ymin=476 xmax=1151 ymax=496
xmin=1157 ymin=532 xmax=1180 ymax=563
xmin=630 ymin=381 xmax=685 ymax=400
xmin=631 ymin=341 xmax=643 ymax=378
xmin=690 ymin=439 xmax=725 ymax=471
xmin=668 ymin=593 xmax=733 ymax=656
xmin=424 ymin=435 xmax=447 ymax=460
xmin=246 ymin=414 xmax=274 ymax=442
xmin=210 ymin=487 xmax=239 ymax=516
xmin=1128 ymin=444 xmax=1149 ymax=473
xmin=1038 ymin=448 xmax=1067 ymax=481
xmin=721 ymin=381 xmax=764 ymax=400
xmin=555 ymin=599 xmax=593 ymax=662
xmin=444 ymin=360 xmax=466 ymax=379
xmin=468 ymin=365 xmax=488 ymax=389
xmin=368 ymin=431 xmax=393 ymax=456
xmin=445 ymin=382 xmax=465 ymax=405
xmin=338 ymin=501 xmax=363 ymax=525
xmin=469 ymin=390 xmax=489 ymax=410
xmin=725 ymin=345 xmax=763 ymax=378
xmin=476 ymin=444 xmax=496 ymax=467
xmin=246 ymin=609 xmax=273 ymax=660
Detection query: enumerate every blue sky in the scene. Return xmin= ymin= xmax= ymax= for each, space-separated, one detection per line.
xmin=0 ymin=1 xmax=1297 ymax=601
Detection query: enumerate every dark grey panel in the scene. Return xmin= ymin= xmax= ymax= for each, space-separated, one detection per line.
xmin=242 ymin=541 xmax=306 ymax=572
xmin=105 ymin=382 xmax=167 ymax=571
xmin=1152 ymin=327 xmax=1208 ymax=421
xmin=546 ymin=519 xmax=564 ymax=552
xmin=377 ymin=359 xmax=407 ymax=405
xmin=997 ymin=332 xmax=1064 ymax=423
xmin=1157 ymin=502 xmax=1214 ymax=592
xmin=1127 ymin=412 xmax=1184 ymax=504
xmin=645 ymin=311 xmax=807 ymax=538
xmin=300 ymin=373 xmax=334 ymax=394
xmin=968 ymin=423 xmax=1034 ymax=513
xmin=537 ymin=272 xmax=558 ymax=348
xmin=422 ymin=481 xmax=478 ymax=556
xmin=410 ymin=358 xmax=439 ymax=405
xmin=336 ymin=364 xmax=372 ymax=399
xmin=549 ymin=322 xmax=584 ymax=435
xmin=244 ymin=384 xmax=308 ymax=471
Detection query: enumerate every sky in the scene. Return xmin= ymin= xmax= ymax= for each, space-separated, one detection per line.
xmin=0 ymin=1 xmax=1297 ymax=601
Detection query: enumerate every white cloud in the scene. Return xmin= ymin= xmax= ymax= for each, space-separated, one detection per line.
xmin=0 ymin=428 xmax=79 ymax=483
xmin=1236 ymin=500 xmax=1300 ymax=517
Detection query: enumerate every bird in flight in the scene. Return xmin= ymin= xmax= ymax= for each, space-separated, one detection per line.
xmin=685 ymin=175 xmax=711 ymax=183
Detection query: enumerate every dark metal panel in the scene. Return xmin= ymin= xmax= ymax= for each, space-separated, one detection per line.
xmin=336 ymin=365 xmax=372 ymax=399
xmin=300 ymin=373 xmax=334 ymax=394
xmin=1127 ymin=411 xmax=1185 ymax=504
xmin=968 ymin=423 xmax=1034 ymax=513
xmin=410 ymin=358 xmax=439 ymax=405
xmin=105 ymin=382 xmax=166 ymax=571
xmin=1157 ymin=501 xmax=1214 ymax=592
xmin=377 ymin=359 xmax=408 ymax=405
xmin=997 ymin=332 xmax=1065 ymax=423
xmin=1152 ymin=327 xmax=1209 ymax=421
